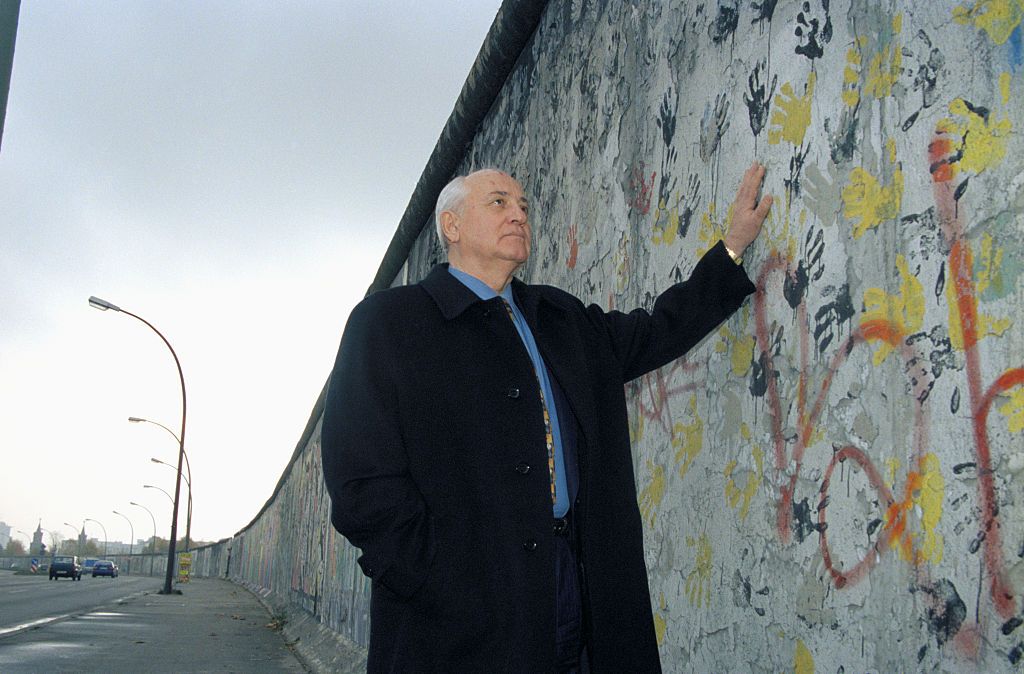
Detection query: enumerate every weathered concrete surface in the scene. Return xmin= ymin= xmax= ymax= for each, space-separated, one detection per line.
xmin=194 ymin=1 xmax=1024 ymax=672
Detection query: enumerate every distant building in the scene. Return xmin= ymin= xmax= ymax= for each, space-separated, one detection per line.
xmin=104 ymin=541 xmax=133 ymax=555
xmin=32 ymin=523 xmax=44 ymax=556
xmin=0 ymin=521 xmax=10 ymax=548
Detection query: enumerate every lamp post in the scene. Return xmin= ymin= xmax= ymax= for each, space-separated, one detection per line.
xmin=130 ymin=501 xmax=157 ymax=553
xmin=62 ymin=522 xmax=80 ymax=554
xmin=89 ymin=295 xmax=187 ymax=595
xmin=143 ymin=484 xmax=175 ymax=507
xmin=12 ymin=530 xmax=31 ymax=556
xmin=84 ymin=518 xmax=108 ymax=558
xmin=112 ymin=510 xmax=134 ymax=555
xmin=130 ymin=415 xmax=193 ymax=550
xmin=130 ymin=417 xmax=192 ymax=485
xmin=135 ymin=417 xmax=192 ymax=553
xmin=151 ymin=456 xmax=192 ymax=551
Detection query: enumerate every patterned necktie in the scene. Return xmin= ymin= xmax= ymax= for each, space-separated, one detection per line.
xmin=503 ymin=300 xmax=557 ymax=504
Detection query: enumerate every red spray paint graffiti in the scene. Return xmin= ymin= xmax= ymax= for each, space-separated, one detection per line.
xmin=754 ymin=255 xmax=931 ymax=578
xmin=566 ymin=223 xmax=579 ymax=270
xmin=630 ymin=162 xmax=657 ymax=215
xmin=928 ymin=130 xmax=1022 ymax=619
xmin=751 ymin=127 xmax=1024 ymax=622
xmin=631 ymin=360 xmax=704 ymax=436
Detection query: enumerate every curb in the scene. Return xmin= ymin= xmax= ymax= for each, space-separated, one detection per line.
xmin=232 ymin=579 xmax=367 ymax=674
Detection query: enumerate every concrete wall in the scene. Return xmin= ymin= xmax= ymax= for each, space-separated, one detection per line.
xmin=197 ymin=1 xmax=1024 ymax=671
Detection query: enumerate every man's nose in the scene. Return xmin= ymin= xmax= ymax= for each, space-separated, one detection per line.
xmin=510 ymin=204 xmax=527 ymax=224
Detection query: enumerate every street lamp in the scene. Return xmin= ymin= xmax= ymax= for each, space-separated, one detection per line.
xmin=62 ymin=522 xmax=80 ymax=554
xmin=143 ymin=484 xmax=175 ymax=507
xmin=112 ymin=510 xmax=134 ymax=555
xmin=130 ymin=501 xmax=157 ymax=553
xmin=84 ymin=518 xmax=108 ymax=558
xmin=89 ymin=295 xmax=187 ymax=596
xmin=151 ymin=457 xmax=192 ymax=551
xmin=130 ymin=416 xmax=193 ymax=551
xmin=12 ymin=530 xmax=32 ymax=555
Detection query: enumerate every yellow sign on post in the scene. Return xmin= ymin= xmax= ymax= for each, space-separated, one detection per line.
xmin=178 ymin=552 xmax=192 ymax=583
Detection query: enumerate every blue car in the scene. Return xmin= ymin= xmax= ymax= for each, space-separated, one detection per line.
xmin=92 ymin=560 xmax=119 ymax=578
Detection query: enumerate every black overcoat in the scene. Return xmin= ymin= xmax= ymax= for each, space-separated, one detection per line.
xmin=321 ymin=241 xmax=756 ymax=672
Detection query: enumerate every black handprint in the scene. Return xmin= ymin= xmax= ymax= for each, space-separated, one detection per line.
xmin=657 ymin=90 xmax=677 ymax=148
xmin=744 ymin=60 xmax=777 ymax=137
xmin=709 ymin=1 xmax=740 ymax=44
xmin=700 ymin=93 xmax=731 ymax=162
xmin=825 ymin=102 xmax=859 ymax=164
xmin=679 ymin=173 xmax=701 ymax=240
xmin=657 ymin=164 xmax=677 ymax=213
xmin=901 ymin=30 xmax=946 ymax=130
xmin=751 ymin=0 xmax=779 ymax=24
xmin=784 ymin=144 xmax=810 ymax=198
xmin=794 ymin=0 xmax=833 ymax=60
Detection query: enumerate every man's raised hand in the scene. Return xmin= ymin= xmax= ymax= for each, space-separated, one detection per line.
xmin=723 ymin=162 xmax=773 ymax=258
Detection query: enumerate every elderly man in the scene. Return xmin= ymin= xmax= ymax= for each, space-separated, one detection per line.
xmin=322 ymin=165 xmax=771 ymax=672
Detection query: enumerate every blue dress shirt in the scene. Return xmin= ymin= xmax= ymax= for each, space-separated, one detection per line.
xmin=448 ymin=265 xmax=570 ymax=517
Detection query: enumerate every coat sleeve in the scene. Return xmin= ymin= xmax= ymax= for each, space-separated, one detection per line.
xmin=320 ymin=296 xmax=435 ymax=600
xmin=593 ymin=241 xmax=757 ymax=382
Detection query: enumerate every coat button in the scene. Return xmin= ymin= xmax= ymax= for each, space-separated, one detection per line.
xmin=507 ymin=387 xmax=520 ymax=399
xmin=515 ymin=462 xmax=531 ymax=474
xmin=522 ymin=539 xmax=538 ymax=551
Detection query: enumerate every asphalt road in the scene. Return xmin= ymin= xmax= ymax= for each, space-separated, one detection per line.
xmin=0 ymin=570 xmax=157 ymax=637
xmin=0 ymin=571 xmax=308 ymax=673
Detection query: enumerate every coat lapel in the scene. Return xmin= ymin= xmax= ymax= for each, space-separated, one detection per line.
xmin=513 ymin=283 xmax=601 ymax=450
xmin=420 ymin=263 xmax=482 ymax=320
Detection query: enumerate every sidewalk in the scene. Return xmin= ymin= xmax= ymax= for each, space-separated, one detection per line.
xmin=0 ymin=577 xmax=309 ymax=673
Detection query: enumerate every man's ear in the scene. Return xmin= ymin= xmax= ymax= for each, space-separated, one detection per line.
xmin=440 ymin=211 xmax=459 ymax=245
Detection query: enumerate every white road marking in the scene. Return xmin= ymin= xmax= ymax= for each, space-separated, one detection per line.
xmin=0 ymin=613 xmax=74 ymax=637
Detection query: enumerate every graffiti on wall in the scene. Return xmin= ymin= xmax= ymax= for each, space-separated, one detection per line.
xmin=192 ymin=0 xmax=1024 ymax=670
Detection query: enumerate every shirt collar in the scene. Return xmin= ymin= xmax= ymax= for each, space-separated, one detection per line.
xmin=420 ymin=263 xmax=554 ymax=322
xmin=448 ymin=265 xmax=518 ymax=309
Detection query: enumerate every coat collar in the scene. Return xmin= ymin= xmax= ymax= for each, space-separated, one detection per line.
xmin=420 ymin=263 xmax=564 ymax=324
xmin=420 ymin=264 xmax=486 ymax=320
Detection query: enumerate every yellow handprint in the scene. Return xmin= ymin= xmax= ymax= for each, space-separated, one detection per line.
xmin=684 ymin=534 xmax=713 ymax=608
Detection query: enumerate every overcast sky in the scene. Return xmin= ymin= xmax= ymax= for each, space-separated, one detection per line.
xmin=0 ymin=1 xmax=502 ymax=549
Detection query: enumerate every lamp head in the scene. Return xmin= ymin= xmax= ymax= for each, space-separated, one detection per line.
xmin=88 ymin=296 xmax=121 ymax=312
xmin=128 ymin=417 xmax=146 ymax=423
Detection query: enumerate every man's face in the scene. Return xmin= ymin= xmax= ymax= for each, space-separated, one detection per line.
xmin=449 ymin=171 xmax=531 ymax=269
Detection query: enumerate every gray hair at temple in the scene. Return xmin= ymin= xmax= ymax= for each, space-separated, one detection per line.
xmin=435 ymin=169 xmax=513 ymax=253
xmin=434 ymin=175 xmax=469 ymax=253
